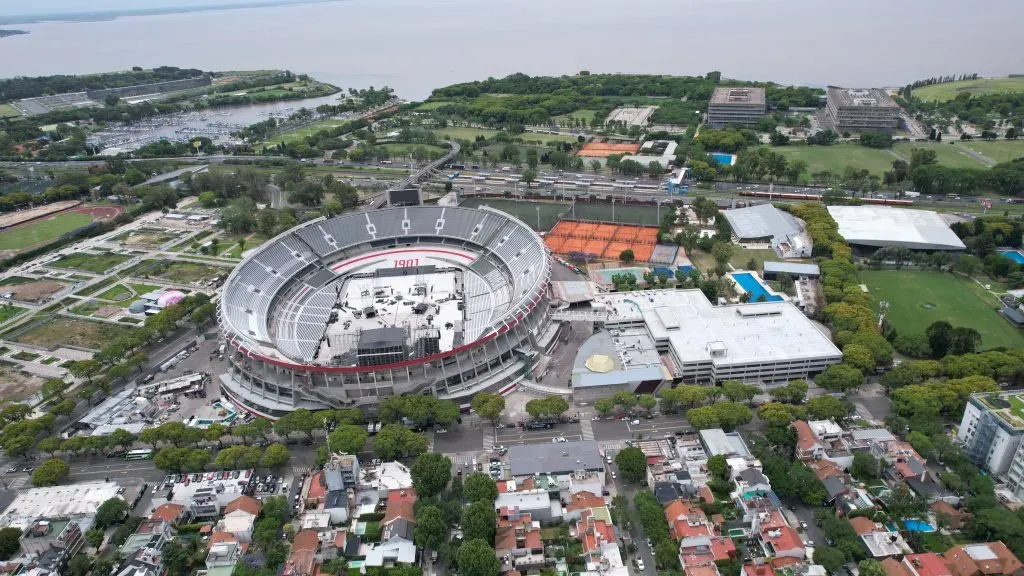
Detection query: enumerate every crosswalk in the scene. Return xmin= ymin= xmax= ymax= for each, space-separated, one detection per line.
xmin=6 ymin=475 xmax=28 ymax=491
xmin=580 ymin=418 xmax=595 ymax=441
xmin=291 ymin=466 xmax=313 ymax=477
xmin=482 ymin=428 xmax=496 ymax=451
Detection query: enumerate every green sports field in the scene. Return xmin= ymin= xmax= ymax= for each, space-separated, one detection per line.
xmin=913 ymin=77 xmax=1024 ymax=102
xmin=769 ymin=144 xmax=896 ymax=176
xmin=0 ymin=104 xmax=21 ymax=118
xmin=50 ymin=251 xmax=131 ymax=274
xmin=860 ymin=270 xmax=1023 ymax=350
xmin=957 ymin=140 xmax=1024 ymax=165
xmin=0 ymin=212 xmax=95 ymax=252
xmin=892 ymin=142 xmax=989 ymax=169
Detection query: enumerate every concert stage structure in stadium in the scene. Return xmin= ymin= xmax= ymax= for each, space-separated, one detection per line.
xmin=218 ymin=206 xmax=552 ymax=417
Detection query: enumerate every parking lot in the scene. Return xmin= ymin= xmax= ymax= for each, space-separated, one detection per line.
xmin=494 ymin=421 xmax=583 ymax=446
xmin=591 ymin=414 xmax=692 ymax=441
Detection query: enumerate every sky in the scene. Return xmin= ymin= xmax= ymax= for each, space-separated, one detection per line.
xmin=0 ymin=0 xmax=327 ymax=18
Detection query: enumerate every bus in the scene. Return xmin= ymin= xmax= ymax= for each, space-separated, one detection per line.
xmin=125 ymin=449 xmax=154 ymax=461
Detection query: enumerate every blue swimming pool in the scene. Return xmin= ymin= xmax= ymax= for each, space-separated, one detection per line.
xmin=903 ymin=518 xmax=936 ymax=533
xmin=731 ymin=272 xmax=783 ymax=302
xmin=711 ymin=152 xmax=736 ymax=166
xmin=1000 ymin=250 xmax=1024 ymax=264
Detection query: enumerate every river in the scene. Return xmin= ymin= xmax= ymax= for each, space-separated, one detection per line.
xmin=0 ymin=0 xmax=1021 ymax=100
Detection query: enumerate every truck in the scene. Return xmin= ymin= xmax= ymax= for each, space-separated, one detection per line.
xmin=903 ymin=191 xmax=920 ymax=198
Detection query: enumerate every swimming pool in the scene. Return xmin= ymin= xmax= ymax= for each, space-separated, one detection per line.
xmin=711 ymin=152 xmax=736 ymax=166
xmin=1000 ymin=250 xmax=1024 ymax=264
xmin=903 ymin=518 xmax=936 ymax=533
xmin=731 ymin=272 xmax=783 ymax=302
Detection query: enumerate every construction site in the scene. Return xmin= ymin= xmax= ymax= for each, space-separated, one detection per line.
xmin=544 ymin=220 xmax=659 ymax=262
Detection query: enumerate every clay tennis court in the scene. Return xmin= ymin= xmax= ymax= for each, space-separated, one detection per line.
xmin=544 ymin=220 xmax=659 ymax=262
xmin=576 ymin=142 xmax=642 ymax=158
xmin=72 ymin=205 xmax=125 ymax=219
xmin=0 ymin=203 xmax=126 ymax=256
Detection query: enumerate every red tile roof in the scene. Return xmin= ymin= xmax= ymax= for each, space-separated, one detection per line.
xmin=944 ymin=542 xmax=1024 ymax=576
xmin=849 ymin=516 xmax=878 ymax=535
xmin=524 ymin=528 xmax=542 ymax=550
xmin=771 ymin=557 xmax=803 ymax=569
xmin=387 ymin=489 xmax=417 ymax=505
xmin=905 ymin=553 xmax=953 ymax=576
xmin=710 ymin=537 xmax=737 ymax=560
xmin=810 ymin=459 xmax=844 ymax=480
xmin=383 ymin=500 xmax=415 ymax=524
xmin=150 ymin=503 xmax=184 ymax=524
xmin=792 ymin=420 xmax=819 ymax=453
xmin=883 ymin=558 xmax=909 ymax=576
xmin=664 ymin=499 xmax=710 ymax=540
xmin=224 ymin=495 xmax=262 ymax=516
xmin=745 ymin=564 xmax=777 ymax=576
xmin=699 ymin=486 xmax=715 ymax=503
xmin=687 ymin=566 xmax=721 ymax=576
xmin=895 ymin=461 xmax=918 ymax=479
xmin=307 ymin=471 xmax=327 ymax=500
xmin=285 ymin=530 xmax=320 ymax=576
xmin=495 ymin=525 xmax=517 ymax=551
xmin=210 ymin=531 xmax=238 ymax=545
xmin=567 ymin=491 xmax=606 ymax=512
xmin=761 ymin=526 xmax=803 ymax=553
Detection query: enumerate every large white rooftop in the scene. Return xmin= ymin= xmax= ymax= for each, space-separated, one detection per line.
xmin=0 ymin=482 xmax=122 ymax=526
xmin=827 ymin=205 xmax=966 ymax=250
xmin=591 ymin=289 xmax=841 ymax=367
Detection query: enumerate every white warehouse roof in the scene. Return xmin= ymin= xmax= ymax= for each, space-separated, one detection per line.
xmin=827 ymin=205 xmax=965 ymax=250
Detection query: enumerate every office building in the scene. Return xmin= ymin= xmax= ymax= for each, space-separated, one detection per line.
xmin=826 ymin=86 xmax=900 ymax=131
xmin=707 ymin=87 xmax=766 ymax=128
xmin=957 ymin=392 xmax=1024 ymax=479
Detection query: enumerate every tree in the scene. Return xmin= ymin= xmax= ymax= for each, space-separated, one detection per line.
xmin=614 ymin=447 xmax=647 ymax=483
xmin=95 ymin=497 xmax=129 ymax=528
xmin=37 ymin=436 xmax=62 ymax=456
xmin=471 ymin=393 xmax=505 ymax=424
xmin=31 ymin=458 xmax=70 ymax=486
xmin=712 ymin=242 xmax=736 ymax=267
xmin=926 ymin=321 xmax=953 ymax=358
xmin=771 ymin=380 xmax=809 ymax=404
xmin=462 ymin=501 xmax=497 ymax=546
xmin=85 ymin=528 xmax=104 ymax=550
xmin=464 ymin=472 xmax=498 ymax=503
xmin=686 ymin=406 xmax=720 ymax=430
xmin=414 ymin=505 xmax=448 ymax=551
xmin=327 ymin=425 xmax=368 ymax=454
xmin=807 ymin=395 xmax=847 ymax=421
xmin=457 ymin=539 xmax=500 ymax=576
xmin=907 ymin=431 xmax=936 ymax=460
xmin=411 ymin=453 xmax=452 ymax=498
xmin=66 ymin=555 xmax=93 ymax=576
xmin=949 ymin=327 xmax=982 ymax=355
xmin=521 ymin=168 xmax=536 ymax=188
xmin=619 ymin=249 xmax=635 ymax=262
xmin=41 ymin=378 xmax=65 ymax=401
xmin=816 ymin=363 xmax=863 ymax=392
xmin=161 ymin=540 xmax=190 ymax=576
xmin=892 ymin=334 xmax=931 ymax=359
xmin=851 ymin=451 xmax=880 ymax=480
xmin=595 ymin=397 xmax=616 ymax=416
xmin=373 ymin=424 xmax=428 ymax=460
xmin=722 ymin=381 xmax=759 ymax=404
xmin=707 ymin=454 xmax=729 ymax=480
xmin=636 ymin=393 xmax=658 ymax=412
xmin=274 ymin=408 xmax=318 ymax=440
xmin=815 ymin=546 xmax=846 ymax=575
xmin=0 ymin=527 xmax=22 ymax=560
xmin=843 ymin=344 xmax=876 ymax=374
xmin=260 ymin=443 xmax=291 ymax=470
xmin=859 ymin=560 xmax=887 ymax=576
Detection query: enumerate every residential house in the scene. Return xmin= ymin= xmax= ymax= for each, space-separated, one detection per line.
xmin=282 ymin=530 xmax=320 ymax=576
xmin=861 ymin=528 xmax=912 ymax=558
xmin=149 ymin=503 xmax=186 ymax=525
xmin=365 ymin=519 xmax=416 ymax=568
xmin=882 ymin=553 xmax=953 ymax=576
xmin=119 ymin=519 xmax=172 ymax=557
xmin=746 ymin=564 xmax=776 ymax=576
xmin=564 ymin=491 xmax=606 ymax=522
xmin=930 ymin=501 xmax=971 ymax=530
xmin=495 ymin=491 xmax=559 ymax=522
xmin=218 ymin=495 xmax=261 ymax=543
xmin=822 ymin=476 xmax=848 ymax=505
xmin=793 ymin=421 xmax=824 ymax=460
xmin=18 ymin=519 xmax=85 ymax=574
xmin=760 ymin=527 xmax=805 ymax=559
xmin=383 ymin=489 xmax=416 ymax=527
xmin=943 ymin=542 xmax=1024 ymax=576
xmin=809 ymin=460 xmax=844 ymax=481
xmin=497 ymin=508 xmax=545 ymax=572
xmin=679 ymin=534 xmax=737 ymax=569
xmin=205 ymin=532 xmax=245 ymax=576
xmin=665 ymin=499 xmax=711 ymax=540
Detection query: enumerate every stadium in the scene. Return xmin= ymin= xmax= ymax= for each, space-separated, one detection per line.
xmin=218 ymin=206 xmax=552 ymax=418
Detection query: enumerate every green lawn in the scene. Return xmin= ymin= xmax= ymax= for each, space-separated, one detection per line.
xmin=554 ymin=109 xmax=598 ymax=124
xmin=0 ymin=305 xmax=26 ymax=324
xmin=14 ymin=317 xmax=137 ymax=350
xmin=51 ymin=251 xmax=131 ymax=274
xmin=770 ymin=144 xmax=896 ymax=176
xmin=433 ymin=127 xmax=507 ymax=141
xmin=127 ymin=283 xmax=160 ymax=295
xmin=913 ymin=77 xmax=1024 ymax=102
xmin=518 ymin=131 xmax=583 ymax=144
xmin=0 ymin=104 xmax=21 ymax=118
xmin=957 ymin=140 xmax=1024 ymax=165
xmin=95 ymin=283 xmax=132 ymax=302
xmin=0 ymin=276 xmax=33 ymax=287
xmin=893 ymin=142 xmax=989 ymax=169
xmin=860 ymin=270 xmax=1023 ymax=350
xmin=414 ymin=101 xmax=449 ymax=111
xmin=0 ymin=212 xmax=94 ymax=252
xmin=262 ymin=118 xmax=354 ymax=146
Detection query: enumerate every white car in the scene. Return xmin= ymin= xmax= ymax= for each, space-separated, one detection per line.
xmin=612 ymin=472 xmax=617 ymax=480
xmin=637 ymin=560 xmax=645 ymax=571
xmin=630 ymin=419 xmax=640 ymax=425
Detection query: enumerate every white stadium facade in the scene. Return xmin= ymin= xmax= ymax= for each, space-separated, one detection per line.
xmin=218 ymin=206 xmax=552 ymax=418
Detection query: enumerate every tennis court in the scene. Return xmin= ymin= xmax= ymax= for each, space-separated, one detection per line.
xmin=545 ymin=220 xmax=659 ymax=262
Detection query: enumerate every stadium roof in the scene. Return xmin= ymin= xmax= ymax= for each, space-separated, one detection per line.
xmin=710 ymin=87 xmax=765 ymax=105
xmin=827 ymin=205 xmax=966 ymax=250
xmin=722 ymin=204 xmax=805 ymax=242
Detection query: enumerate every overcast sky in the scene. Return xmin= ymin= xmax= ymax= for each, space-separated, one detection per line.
xmin=0 ymin=0 xmax=320 ymax=18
